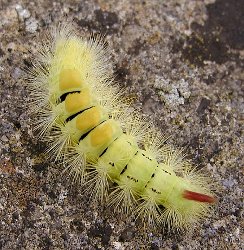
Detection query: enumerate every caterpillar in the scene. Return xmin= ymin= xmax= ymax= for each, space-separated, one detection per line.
xmin=27 ymin=23 xmax=216 ymax=231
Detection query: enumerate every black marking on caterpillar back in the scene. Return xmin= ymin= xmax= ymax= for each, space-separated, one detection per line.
xmin=151 ymin=188 xmax=161 ymax=195
xmin=126 ymin=175 xmax=138 ymax=183
xmin=162 ymin=169 xmax=171 ymax=175
xmin=99 ymin=137 xmax=119 ymax=158
xmin=99 ymin=147 xmax=108 ymax=158
xmin=119 ymin=150 xmax=139 ymax=176
xmin=144 ymin=172 xmax=157 ymax=189
xmin=79 ymin=120 xmax=106 ymax=141
xmin=66 ymin=106 xmax=95 ymax=122
xmin=142 ymin=152 xmax=153 ymax=161
xmin=109 ymin=161 xmax=115 ymax=167
xmin=60 ymin=91 xmax=80 ymax=103
xmin=120 ymin=164 xmax=128 ymax=175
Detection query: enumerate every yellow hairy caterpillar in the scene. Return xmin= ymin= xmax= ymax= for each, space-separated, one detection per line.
xmin=28 ymin=23 xmax=216 ymax=231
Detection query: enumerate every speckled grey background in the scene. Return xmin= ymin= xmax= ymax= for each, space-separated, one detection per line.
xmin=0 ymin=0 xmax=243 ymax=249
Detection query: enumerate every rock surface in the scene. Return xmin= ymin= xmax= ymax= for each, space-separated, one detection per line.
xmin=0 ymin=0 xmax=243 ymax=249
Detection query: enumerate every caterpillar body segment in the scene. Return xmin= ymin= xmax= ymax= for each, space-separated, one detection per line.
xmin=28 ymin=24 xmax=215 ymax=231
